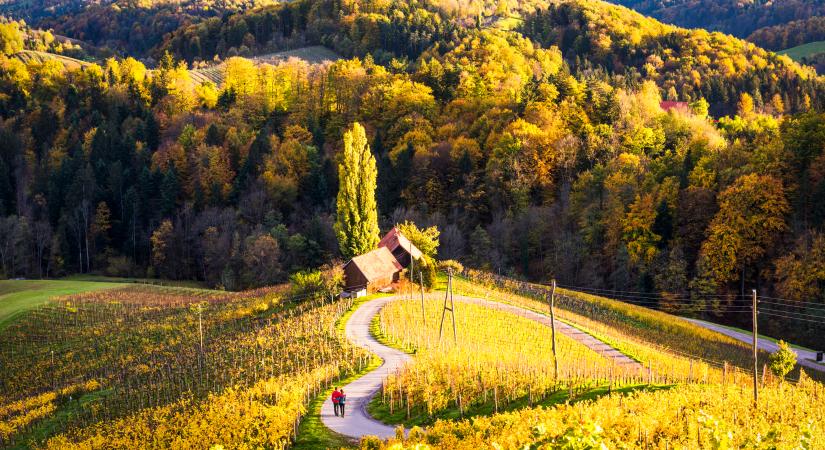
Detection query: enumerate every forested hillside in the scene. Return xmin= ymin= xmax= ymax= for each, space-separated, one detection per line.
xmin=0 ymin=0 xmax=285 ymax=56
xmin=1 ymin=0 xmax=825 ymax=342
xmin=748 ymin=17 xmax=825 ymax=52
xmin=607 ymin=0 xmax=825 ymax=39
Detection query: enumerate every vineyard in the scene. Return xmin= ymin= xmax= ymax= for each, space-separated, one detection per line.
xmin=0 ymin=284 xmax=371 ymax=448
xmin=12 ymin=50 xmax=90 ymax=69
xmin=455 ymin=271 xmax=783 ymax=377
xmin=370 ymin=377 xmax=825 ymax=449
xmin=359 ymin=277 xmax=825 ymax=449
xmin=371 ymin=298 xmax=643 ymax=426
xmin=1 ymin=273 xmax=823 ymax=449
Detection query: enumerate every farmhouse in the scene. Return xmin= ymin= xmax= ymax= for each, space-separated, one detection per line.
xmin=660 ymin=100 xmax=690 ymax=113
xmin=343 ymin=228 xmax=423 ymax=293
xmin=378 ymin=227 xmax=423 ymax=267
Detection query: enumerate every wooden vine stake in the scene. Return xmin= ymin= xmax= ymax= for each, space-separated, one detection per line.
xmin=752 ymin=289 xmax=758 ymax=407
xmin=419 ymin=270 xmax=426 ymax=327
xmin=549 ymin=279 xmax=558 ymax=380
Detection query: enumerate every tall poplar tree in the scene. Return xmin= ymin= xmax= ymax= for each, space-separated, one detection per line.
xmin=335 ymin=122 xmax=380 ymax=259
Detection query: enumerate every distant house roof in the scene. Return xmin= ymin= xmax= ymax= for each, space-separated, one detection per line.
xmin=660 ymin=101 xmax=690 ymax=113
xmin=346 ymin=247 xmax=403 ymax=282
xmin=378 ymin=227 xmax=424 ymax=260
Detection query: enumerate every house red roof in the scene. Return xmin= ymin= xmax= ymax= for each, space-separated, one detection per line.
xmin=346 ymin=247 xmax=403 ymax=282
xmin=378 ymin=227 xmax=424 ymax=260
xmin=660 ymin=101 xmax=689 ymax=113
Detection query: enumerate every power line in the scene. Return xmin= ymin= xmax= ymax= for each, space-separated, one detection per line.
xmin=758 ymin=311 xmax=825 ymax=324
xmin=758 ymin=307 xmax=825 ymax=321
xmin=556 ymin=284 xmax=825 ymax=323
xmin=555 ymin=283 xmax=741 ymax=299
xmin=757 ymin=298 xmax=825 ymax=312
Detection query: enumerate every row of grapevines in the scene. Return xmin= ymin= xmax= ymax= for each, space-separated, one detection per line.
xmin=375 ymin=298 xmax=642 ymax=422
xmin=0 ymin=284 xmax=366 ymax=447
xmin=366 ymin=374 xmax=825 ymax=449
xmin=456 ymin=272 xmax=777 ymax=384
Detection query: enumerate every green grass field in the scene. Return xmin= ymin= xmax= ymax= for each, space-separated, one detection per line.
xmin=62 ymin=274 xmax=208 ymax=289
xmin=778 ymin=41 xmax=825 ymax=61
xmin=0 ymin=279 xmax=126 ymax=330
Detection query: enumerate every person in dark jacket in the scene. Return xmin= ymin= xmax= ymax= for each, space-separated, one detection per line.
xmin=338 ymin=389 xmax=347 ymax=417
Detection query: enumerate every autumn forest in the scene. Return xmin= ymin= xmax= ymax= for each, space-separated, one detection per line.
xmin=1 ymin=0 xmax=825 ymax=348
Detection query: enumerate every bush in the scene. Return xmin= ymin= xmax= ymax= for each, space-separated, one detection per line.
xmin=359 ymin=435 xmax=382 ymax=450
xmin=438 ymin=259 xmax=464 ymax=274
xmin=768 ymin=340 xmax=797 ymax=379
xmin=417 ymin=256 xmax=437 ymax=289
xmin=105 ymin=255 xmax=138 ymax=277
xmin=289 ymin=262 xmax=345 ymax=299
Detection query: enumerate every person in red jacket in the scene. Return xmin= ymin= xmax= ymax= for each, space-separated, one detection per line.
xmin=332 ymin=387 xmax=342 ymax=416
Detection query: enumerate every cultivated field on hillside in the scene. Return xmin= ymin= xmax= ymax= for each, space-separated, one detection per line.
xmin=371 ymin=298 xmax=656 ymax=426
xmin=458 ymin=272 xmax=770 ymax=374
xmin=14 ymin=45 xmax=340 ymax=88
xmin=0 ymin=284 xmax=366 ymax=448
xmin=191 ymin=46 xmax=340 ymax=85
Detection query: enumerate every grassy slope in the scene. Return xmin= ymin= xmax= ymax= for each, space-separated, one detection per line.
xmin=779 ymin=41 xmax=825 ymax=60
xmin=0 ymin=279 xmax=126 ymax=330
xmin=62 ymin=274 xmax=208 ymax=289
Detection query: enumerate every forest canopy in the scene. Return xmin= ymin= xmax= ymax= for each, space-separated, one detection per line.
xmin=1 ymin=0 xmax=825 ymax=346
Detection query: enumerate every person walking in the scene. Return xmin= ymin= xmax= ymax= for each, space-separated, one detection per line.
xmin=332 ymin=387 xmax=341 ymax=416
xmin=338 ymin=388 xmax=347 ymax=417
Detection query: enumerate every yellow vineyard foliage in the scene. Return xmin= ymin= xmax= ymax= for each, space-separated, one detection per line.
xmin=369 ymin=374 xmax=825 ymax=449
xmin=377 ymin=298 xmax=616 ymax=418
xmin=45 ymin=365 xmax=338 ymax=449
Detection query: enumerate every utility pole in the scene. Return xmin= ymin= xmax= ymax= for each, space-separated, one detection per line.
xmin=439 ymin=268 xmax=457 ymax=343
xmin=198 ymin=303 xmax=204 ymax=355
xmin=550 ymin=280 xmax=558 ymax=380
xmin=409 ymin=241 xmax=414 ymax=301
xmin=752 ymin=289 xmax=758 ymax=406
xmin=419 ymin=270 xmax=426 ymax=326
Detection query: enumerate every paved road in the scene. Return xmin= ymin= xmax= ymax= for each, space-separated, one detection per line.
xmin=685 ymin=318 xmax=824 ymax=373
xmin=321 ymin=294 xmax=641 ymax=441
xmin=321 ymin=296 xmax=410 ymax=440
xmin=453 ymin=295 xmax=641 ymax=370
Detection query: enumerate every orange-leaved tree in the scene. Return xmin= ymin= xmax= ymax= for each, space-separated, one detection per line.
xmin=698 ymin=173 xmax=789 ymax=290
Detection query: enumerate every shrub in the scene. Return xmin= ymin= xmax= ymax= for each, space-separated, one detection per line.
xmin=438 ymin=259 xmax=464 ymax=274
xmin=768 ymin=340 xmax=797 ymax=379
xmin=289 ymin=262 xmax=345 ymax=299
xmin=359 ymin=435 xmax=382 ymax=450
